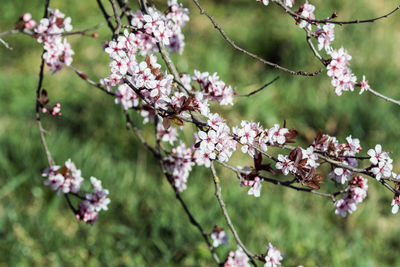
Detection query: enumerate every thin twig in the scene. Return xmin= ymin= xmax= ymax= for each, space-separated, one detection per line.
xmin=125 ymin=111 xmax=160 ymax=158
xmin=69 ymin=65 xmax=116 ymax=96
xmin=0 ymin=38 xmax=12 ymax=50
xmin=216 ymin=160 xmax=339 ymax=202
xmin=236 ymin=76 xmax=280 ymax=97
xmin=305 ymin=30 xmax=328 ymax=66
xmin=367 ymin=88 xmax=400 ymax=107
xmin=192 ymin=0 xmax=323 ymax=77
xmin=97 ymin=0 xmax=116 ymax=33
xmin=211 ymin=163 xmax=260 ymax=265
xmin=124 ymin=109 xmax=221 ymax=264
xmin=0 ymin=29 xmax=19 ymax=38
xmin=109 ymin=0 xmax=122 ymax=38
xmin=64 ymin=194 xmax=78 ymax=214
xmin=271 ymin=0 xmax=400 ymax=26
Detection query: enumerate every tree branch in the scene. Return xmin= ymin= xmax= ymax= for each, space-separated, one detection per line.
xmin=192 ymin=0 xmax=323 ymax=77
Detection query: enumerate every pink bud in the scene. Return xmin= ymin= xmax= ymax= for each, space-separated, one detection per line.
xmin=22 ymin=13 xmax=32 ymax=22
xmin=42 ymin=108 xmax=47 ymax=113
xmin=51 ymin=111 xmax=56 ymax=115
xmin=92 ymin=32 xmax=99 ymax=38
xmin=24 ymin=20 xmax=36 ymax=29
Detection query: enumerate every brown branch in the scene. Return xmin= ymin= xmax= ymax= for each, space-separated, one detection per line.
xmin=366 ymin=88 xmax=400 ymax=107
xmin=109 ymin=0 xmax=122 ymax=38
xmin=236 ymin=76 xmax=280 ymax=97
xmin=69 ymin=65 xmax=116 ymax=96
xmin=192 ymin=0 xmax=323 ymax=77
xmin=97 ymin=0 xmax=116 ymax=33
xmin=210 ymin=163 xmax=260 ymax=265
xmin=216 ymin=160 xmax=339 ymax=202
xmin=272 ymin=0 xmax=400 ymax=26
xmin=64 ymin=194 xmax=78 ymax=214
xmin=124 ymin=111 xmax=160 ymax=158
xmin=123 ymin=107 xmax=221 ymax=264
xmin=35 ymin=0 xmax=55 ymax=167
xmin=171 ymin=184 xmax=222 ymax=265
xmin=305 ymin=30 xmax=328 ymax=66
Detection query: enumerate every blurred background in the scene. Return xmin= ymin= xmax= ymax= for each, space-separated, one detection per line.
xmin=1 ymin=0 xmax=400 ymax=266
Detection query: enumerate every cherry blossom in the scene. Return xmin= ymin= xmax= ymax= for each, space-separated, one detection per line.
xmin=115 ymin=84 xmax=139 ymax=110
xmin=241 ymin=176 xmax=263 ymax=197
xmin=268 ymin=124 xmax=288 ymax=145
xmin=76 ymin=201 xmax=98 ymax=225
xmin=368 ymin=144 xmax=393 ymax=180
xmin=34 ymin=9 xmax=74 ymax=73
xmin=298 ymin=3 xmax=316 ymax=30
xmin=316 ymin=23 xmax=335 ymax=52
xmin=211 ymin=226 xmax=229 ymax=247
xmin=164 ymin=142 xmax=195 ymax=192
xmin=157 ymin=123 xmax=178 ymax=145
xmin=257 ymin=0 xmax=269 ymax=6
xmin=264 ymin=243 xmax=283 ymax=267
xmin=276 ymin=154 xmax=296 ymax=175
xmin=192 ymin=70 xmax=235 ymax=105
xmin=359 ymin=75 xmax=371 ymax=95
xmin=334 ymin=176 xmax=368 ymax=217
xmin=42 ymin=159 xmax=83 ymax=194
xmin=284 ymin=0 xmax=294 ymax=8
xmin=391 ymin=196 xmax=400 ymax=214
xmin=224 ymin=246 xmax=250 ymax=267
xmin=84 ymin=177 xmax=111 ymax=212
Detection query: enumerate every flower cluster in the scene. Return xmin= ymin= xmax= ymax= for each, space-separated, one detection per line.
xmin=210 ymin=225 xmax=229 ymax=247
xmin=293 ymin=2 xmax=373 ymax=96
xmin=157 ymin=122 xmax=178 ymax=145
xmin=194 ymin=114 xmax=237 ymax=167
xmin=192 ymin=70 xmax=235 ymax=106
xmin=233 ymin=120 xmax=263 ymax=157
xmin=224 ymin=246 xmax=250 ymax=267
xmin=42 ymin=159 xmax=110 ymax=225
xmin=233 ymin=122 xmax=295 ymax=158
xmin=102 ymin=2 xmax=189 ymax=123
xmin=18 ymin=13 xmax=36 ymax=29
xmin=368 ymin=144 xmax=393 ymax=180
xmin=42 ymin=103 xmax=62 ymax=116
xmin=298 ymin=3 xmax=316 ymax=30
xmin=326 ymin=47 xmax=357 ymax=96
xmin=257 ymin=1 xmax=373 ymax=96
xmin=258 ymin=0 xmax=294 ymax=8
xmin=77 ymin=177 xmax=110 ymax=225
xmin=240 ymin=173 xmax=263 ymax=198
xmin=334 ymin=176 xmax=368 ymax=217
xmin=129 ymin=1 xmax=188 ymax=55
xmin=33 ymin=9 xmax=74 ymax=73
xmin=166 ymin=0 xmax=190 ymax=54
xmin=164 ymin=142 xmax=195 ymax=192
xmin=42 ymin=159 xmax=83 ymax=194
xmin=313 ymin=134 xmax=362 ymax=184
xmin=391 ymin=196 xmax=400 ymax=214
xmin=264 ymin=243 xmax=283 ymax=267
xmin=316 ymin=23 xmax=335 ymax=52
xmin=276 ymin=154 xmax=297 ymax=176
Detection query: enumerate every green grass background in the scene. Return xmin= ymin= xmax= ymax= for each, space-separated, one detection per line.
xmin=1 ymin=0 xmax=400 ymax=266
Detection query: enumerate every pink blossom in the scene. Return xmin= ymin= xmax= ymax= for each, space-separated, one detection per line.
xmin=276 ymin=154 xmax=296 ymax=175
xmin=264 ymin=243 xmax=283 ymax=267
xmin=391 ymin=196 xmax=400 ymax=214
xmin=359 ymin=75 xmax=371 ymax=95
xmin=211 ymin=226 xmax=229 ymax=247
xmin=224 ymin=246 xmax=250 ymax=267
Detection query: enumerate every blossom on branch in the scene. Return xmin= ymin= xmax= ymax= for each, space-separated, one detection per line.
xmin=264 ymin=242 xmax=283 ymax=267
